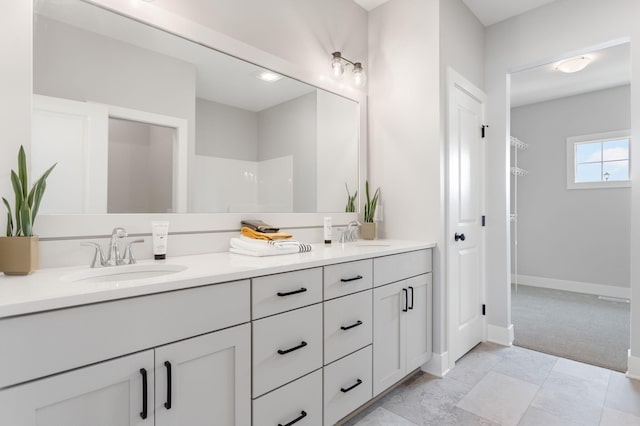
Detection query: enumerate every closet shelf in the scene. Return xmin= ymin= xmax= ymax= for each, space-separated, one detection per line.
xmin=510 ymin=136 xmax=529 ymax=150
xmin=511 ymin=167 xmax=528 ymax=177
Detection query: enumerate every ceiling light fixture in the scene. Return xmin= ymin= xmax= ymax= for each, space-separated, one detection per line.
xmin=255 ymin=71 xmax=283 ymax=83
xmin=555 ymin=56 xmax=592 ymax=73
xmin=331 ymin=51 xmax=366 ymax=88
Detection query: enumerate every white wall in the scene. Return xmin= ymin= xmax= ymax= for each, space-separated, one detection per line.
xmin=368 ymin=0 xmax=441 ymax=350
xmin=511 ymin=86 xmax=631 ymax=291
xmin=258 ymin=92 xmax=318 ymax=212
xmin=484 ymin=0 xmax=640 ymax=375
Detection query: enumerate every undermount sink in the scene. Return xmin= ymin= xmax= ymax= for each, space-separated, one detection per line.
xmin=61 ymin=263 xmax=188 ymax=283
xmin=355 ymin=243 xmax=392 ymax=247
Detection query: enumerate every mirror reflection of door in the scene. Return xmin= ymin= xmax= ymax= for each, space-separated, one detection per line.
xmin=107 ymin=118 xmax=174 ymax=213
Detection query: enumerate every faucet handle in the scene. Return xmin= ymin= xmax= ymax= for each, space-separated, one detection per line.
xmin=112 ymin=227 xmax=127 ymax=238
xmin=123 ymin=239 xmax=144 ymax=265
xmin=81 ymin=242 xmax=106 ymax=268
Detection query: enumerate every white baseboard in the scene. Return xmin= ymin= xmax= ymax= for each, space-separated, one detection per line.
xmin=421 ymin=351 xmax=450 ymax=377
xmin=512 ymin=274 xmax=630 ymax=300
xmin=627 ymin=350 xmax=640 ymax=380
xmin=487 ymin=324 xmax=514 ymax=346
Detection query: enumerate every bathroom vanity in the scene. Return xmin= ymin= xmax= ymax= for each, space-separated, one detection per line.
xmin=0 ymin=241 xmax=432 ymax=425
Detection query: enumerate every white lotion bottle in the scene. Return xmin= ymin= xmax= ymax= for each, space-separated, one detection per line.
xmin=152 ymin=221 xmax=169 ymax=260
xmin=324 ymin=217 xmax=332 ymax=244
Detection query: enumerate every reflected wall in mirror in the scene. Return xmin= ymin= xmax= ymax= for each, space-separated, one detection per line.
xmin=32 ymin=0 xmax=359 ymax=214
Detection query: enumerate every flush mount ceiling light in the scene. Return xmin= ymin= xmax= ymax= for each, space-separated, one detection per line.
xmin=255 ymin=70 xmax=283 ymax=82
xmin=555 ymin=56 xmax=592 ymax=73
xmin=331 ymin=51 xmax=366 ymax=88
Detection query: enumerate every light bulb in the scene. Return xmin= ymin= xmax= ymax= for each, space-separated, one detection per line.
xmin=331 ymin=52 xmax=344 ymax=78
xmin=353 ymin=62 xmax=366 ymax=88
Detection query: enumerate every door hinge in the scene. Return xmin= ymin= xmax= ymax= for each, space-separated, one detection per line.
xmin=481 ymin=215 xmax=486 ymax=227
xmin=481 ymin=124 xmax=489 ymax=138
xmin=482 ymin=304 xmax=486 ymax=316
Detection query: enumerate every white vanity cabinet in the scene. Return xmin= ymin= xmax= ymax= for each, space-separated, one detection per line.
xmin=372 ymin=252 xmax=433 ymax=396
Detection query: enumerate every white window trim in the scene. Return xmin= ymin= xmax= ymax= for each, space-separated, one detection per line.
xmin=566 ymin=129 xmax=631 ymax=190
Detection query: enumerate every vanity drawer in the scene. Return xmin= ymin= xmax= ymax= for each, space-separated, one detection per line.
xmin=0 ymin=279 xmax=250 ymax=389
xmin=324 ymin=290 xmax=372 ymax=365
xmin=252 ymin=267 xmax=322 ymax=319
xmin=373 ymin=249 xmax=432 ymax=287
xmin=253 ymin=369 xmax=322 ymax=426
xmin=252 ymin=304 xmax=323 ymax=397
xmin=324 ymin=345 xmax=373 ymax=426
xmin=324 ymin=259 xmax=373 ymax=300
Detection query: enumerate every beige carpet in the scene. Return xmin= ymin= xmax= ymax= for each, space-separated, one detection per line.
xmin=511 ymin=284 xmax=630 ymax=372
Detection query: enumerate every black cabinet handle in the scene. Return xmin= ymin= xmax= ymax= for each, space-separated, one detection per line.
xmin=277 ymin=287 xmax=307 ymax=297
xmin=455 ymin=233 xmax=466 ymax=242
xmin=408 ymin=286 xmax=414 ymax=310
xmin=139 ymin=368 xmax=148 ymax=419
xmin=402 ymin=288 xmax=408 ymax=312
xmin=278 ymin=410 xmax=307 ymax=426
xmin=340 ymin=320 xmax=363 ymax=331
xmin=164 ymin=361 xmax=172 ymax=410
xmin=277 ymin=341 xmax=307 ymax=355
xmin=340 ymin=379 xmax=363 ymax=393
xmin=340 ymin=275 xmax=363 ymax=283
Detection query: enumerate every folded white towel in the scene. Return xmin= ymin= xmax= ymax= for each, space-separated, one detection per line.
xmin=230 ymin=237 xmax=312 ymax=256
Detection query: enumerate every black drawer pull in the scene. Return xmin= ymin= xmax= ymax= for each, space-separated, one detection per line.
xmin=340 ymin=379 xmax=363 ymax=393
xmin=139 ymin=368 xmax=148 ymax=419
xmin=164 ymin=361 xmax=172 ymax=410
xmin=402 ymin=288 xmax=408 ymax=312
xmin=408 ymin=286 xmax=414 ymax=310
xmin=277 ymin=341 xmax=308 ymax=355
xmin=340 ymin=320 xmax=363 ymax=331
xmin=277 ymin=287 xmax=307 ymax=297
xmin=278 ymin=410 xmax=307 ymax=426
xmin=340 ymin=275 xmax=363 ymax=283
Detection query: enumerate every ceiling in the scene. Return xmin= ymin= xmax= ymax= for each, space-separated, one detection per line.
xmin=511 ymin=42 xmax=631 ymax=107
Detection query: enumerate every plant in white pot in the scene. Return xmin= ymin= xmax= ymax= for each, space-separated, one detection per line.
xmin=1 ymin=146 xmax=56 ymax=275
xmin=361 ymin=180 xmax=380 ymax=240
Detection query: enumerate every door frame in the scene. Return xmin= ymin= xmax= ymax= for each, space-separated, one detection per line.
xmin=446 ymin=67 xmax=487 ymax=371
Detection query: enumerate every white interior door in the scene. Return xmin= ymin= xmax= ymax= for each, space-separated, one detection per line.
xmin=447 ymin=68 xmax=486 ymax=363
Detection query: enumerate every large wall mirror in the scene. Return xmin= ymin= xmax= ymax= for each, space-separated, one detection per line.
xmin=32 ymin=0 xmax=360 ymax=216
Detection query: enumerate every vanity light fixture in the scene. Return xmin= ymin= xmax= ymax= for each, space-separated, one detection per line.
xmin=331 ymin=51 xmax=366 ymax=88
xmin=255 ymin=70 xmax=283 ymax=82
xmin=555 ymin=56 xmax=592 ymax=73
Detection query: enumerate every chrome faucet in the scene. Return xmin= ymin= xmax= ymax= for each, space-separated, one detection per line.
xmin=81 ymin=228 xmax=144 ymax=268
xmin=346 ymin=220 xmax=361 ymax=242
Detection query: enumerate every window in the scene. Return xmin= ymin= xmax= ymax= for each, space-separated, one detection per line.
xmin=566 ymin=130 xmax=631 ymax=189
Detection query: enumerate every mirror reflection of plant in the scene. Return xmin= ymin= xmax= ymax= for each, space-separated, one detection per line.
xmin=363 ymin=180 xmax=380 ymax=223
xmin=345 ymin=183 xmax=357 ymax=213
xmin=2 ymin=146 xmax=56 ymax=237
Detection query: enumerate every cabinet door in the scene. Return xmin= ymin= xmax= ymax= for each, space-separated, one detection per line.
xmin=406 ymin=274 xmax=433 ymax=371
xmin=0 ymin=350 xmax=154 ymax=426
xmin=154 ymin=323 xmax=250 ymax=426
xmin=373 ymin=280 xmax=407 ymax=396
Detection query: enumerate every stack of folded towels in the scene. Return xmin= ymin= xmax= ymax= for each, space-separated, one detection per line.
xmin=230 ymin=220 xmax=312 ymax=257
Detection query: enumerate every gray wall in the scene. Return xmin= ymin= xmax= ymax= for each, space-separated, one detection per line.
xmin=511 ymin=85 xmax=631 ymax=288
xmin=196 ymin=98 xmax=258 ymax=161
xmin=258 ymin=92 xmax=317 ymax=212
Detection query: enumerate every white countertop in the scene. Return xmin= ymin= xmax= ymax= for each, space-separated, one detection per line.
xmin=0 ymin=240 xmax=435 ymax=319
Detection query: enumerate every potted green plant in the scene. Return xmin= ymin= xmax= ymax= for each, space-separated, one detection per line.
xmin=345 ymin=183 xmax=357 ymax=213
xmin=361 ymin=180 xmax=380 ymax=240
xmin=0 ymin=146 xmax=56 ymax=275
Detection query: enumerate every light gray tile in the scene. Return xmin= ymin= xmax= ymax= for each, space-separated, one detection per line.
xmin=474 ymin=342 xmax=513 ymax=357
xmin=552 ymin=357 xmax=611 ymax=385
xmin=531 ymin=371 xmax=607 ymax=426
xmin=518 ymin=406 xmax=583 ymax=426
xmin=446 ymin=345 xmax=504 ymax=386
xmin=600 ymin=407 xmax=640 ymax=426
xmin=493 ymin=346 xmax=558 ymax=385
xmin=434 ymin=407 xmax=500 ymax=426
xmin=351 ymin=407 xmax=418 ymax=426
xmin=605 ymin=372 xmax=640 ymax=417
xmin=457 ymin=371 xmax=539 ymax=426
xmin=380 ymin=372 xmax=473 ymax=425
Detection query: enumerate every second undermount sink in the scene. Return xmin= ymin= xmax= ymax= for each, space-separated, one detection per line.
xmin=355 ymin=243 xmax=392 ymax=247
xmin=61 ymin=263 xmax=188 ymax=283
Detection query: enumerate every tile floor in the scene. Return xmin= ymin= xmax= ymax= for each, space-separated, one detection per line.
xmin=341 ymin=343 xmax=640 ymax=426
